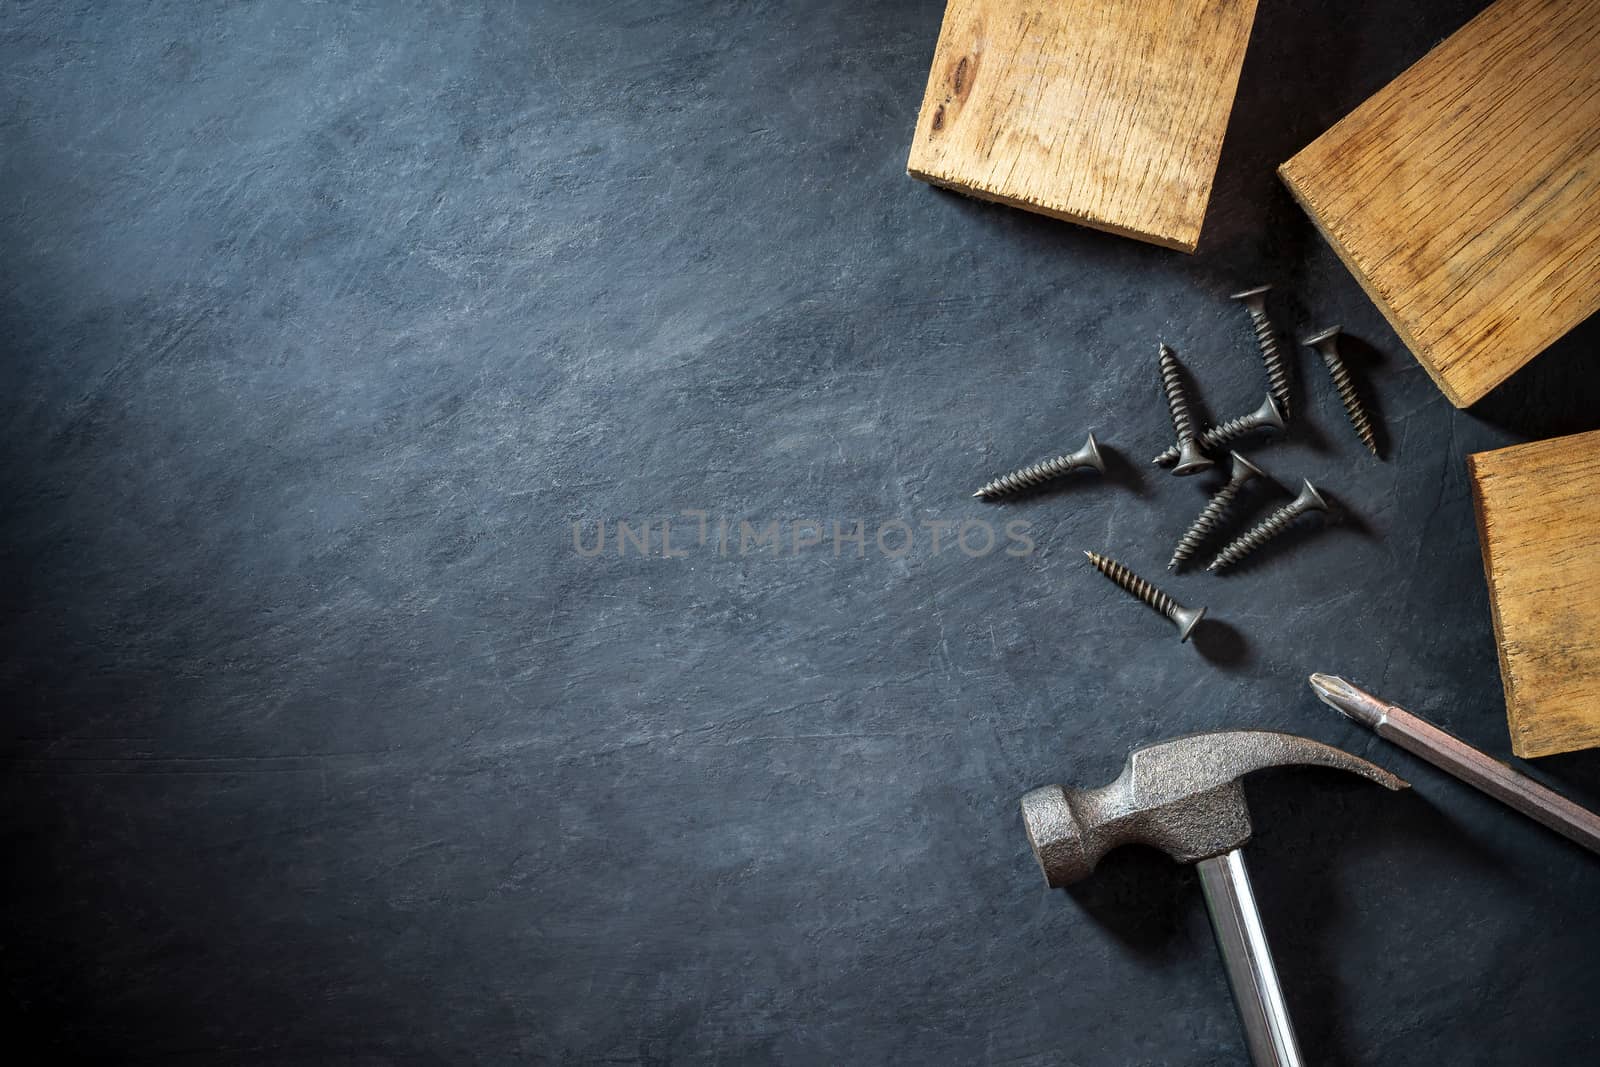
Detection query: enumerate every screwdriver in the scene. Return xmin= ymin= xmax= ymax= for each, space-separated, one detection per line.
xmin=1309 ymin=673 xmax=1600 ymax=857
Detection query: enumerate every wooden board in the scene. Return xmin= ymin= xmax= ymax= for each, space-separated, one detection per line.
xmin=906 ymin=0 xmax=1260 ymax=253
xmin=1468 ymin=429 xmax=1600 ymax=758
xmin=1279 ymin=0 xmax=1600 ymax=409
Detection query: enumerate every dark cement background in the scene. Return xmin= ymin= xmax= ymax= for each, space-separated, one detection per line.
xmin=4 ymin=1 xmax=1599 ymax=1063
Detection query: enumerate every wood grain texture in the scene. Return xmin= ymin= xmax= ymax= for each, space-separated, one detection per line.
xmin=906 ymin=0 xmax=1260 ymax=253
xmin=1468 ymin=429 xmax=1600 ymax=758
xmin=1279 ymin=0 xmax=1600 ymax=408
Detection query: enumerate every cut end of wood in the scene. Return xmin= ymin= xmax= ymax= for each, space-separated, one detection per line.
xmin=907 ymin=164 xmax=1200 ymax=253
xmin=1510 ymin=716 xmax=1600 ymax=760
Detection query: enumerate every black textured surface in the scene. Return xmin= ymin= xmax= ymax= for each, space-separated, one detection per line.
xmin=4 ymin=2 xmax=1600 ymax=1063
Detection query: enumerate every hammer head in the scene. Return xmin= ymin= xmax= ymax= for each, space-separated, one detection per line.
xmin=1020 ymin=730 xmax=1406 ymax=888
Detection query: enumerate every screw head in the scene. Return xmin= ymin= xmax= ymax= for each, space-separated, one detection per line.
xmin=1230 ymin=285 xmax=1271 ymax=316
xmin=1172 ymin=604 xmax=1208 ymax=643
xmin=1072 ymin=431 xmax=1106 ymax=474
xmin=1228 ymin=451 xmax=1265 ymax=484
xmin=1172 ymin=439 xmax=1214 ymax=476
xmin=1302 ymin=324 xmax=1342 ymax=350
xmin=1294 ymin=478 xmax=1330 ymax=514
xmin=1252 ymin=393 xmax=1287 ymax=432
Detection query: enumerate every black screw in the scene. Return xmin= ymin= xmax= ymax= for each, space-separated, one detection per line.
xmin=1303 ymin=326 xmax=1378 ymax=456
xmin=975 ymin=433 xmax=1105 ymax=501
xmin=1207 ymin=478 xmax=1331 ymax=572
xmin=1158 ymin=344 xmax=1212 ymax=476
xmin=1084 ymin=550 xmax=1207 ymax=643
xmin=1152 ymin=393 xmax=1285 ymax=467
xmin=1170 ymin=451 xmax=1269 ymax=571
xmin=1231 ymin=285 xmax=1292 ymax=420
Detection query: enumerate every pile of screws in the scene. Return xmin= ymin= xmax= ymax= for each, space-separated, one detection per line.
xmin=973 ymin=284 xmax=1382 ymax=646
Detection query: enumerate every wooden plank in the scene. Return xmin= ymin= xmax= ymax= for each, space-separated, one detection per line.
xmin=906 ymin=0 xmax=1260 ymax=253
xmin=1279 ymin=0 xmax=1600 ymax=409
xmin=1468 ymin=429 xmax=1600 ymax=758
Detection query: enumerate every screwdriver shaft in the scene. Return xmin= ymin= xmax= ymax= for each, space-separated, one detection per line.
xmin=1309 ymin=674 xmax=1600 ymax=857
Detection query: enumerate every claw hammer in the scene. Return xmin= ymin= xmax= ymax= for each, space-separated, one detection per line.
xmin=1020 ymin=730 xmax=1407 ymax=1066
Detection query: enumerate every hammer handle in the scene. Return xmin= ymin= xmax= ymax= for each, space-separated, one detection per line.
xmin=1196 ymin=850 xmax=1305 ymax=1067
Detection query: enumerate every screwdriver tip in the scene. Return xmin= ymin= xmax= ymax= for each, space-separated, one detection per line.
xmin=1309 ymin=673 xmax=1385 ymax=730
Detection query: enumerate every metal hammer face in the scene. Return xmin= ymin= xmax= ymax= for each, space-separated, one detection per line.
xmin=1020 ymin=730 xmax=1406 ymax=887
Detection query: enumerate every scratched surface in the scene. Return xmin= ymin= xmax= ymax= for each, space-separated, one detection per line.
xmin=3 ymin=1 xmax=1599 ymax=1063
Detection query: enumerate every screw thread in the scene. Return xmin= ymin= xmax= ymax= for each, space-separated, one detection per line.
xmin=1201 ymin=411 xmax=1263 ymax=451
xmin=1085 ymin=550 xmax=1177 ymax=621
xmin=975 ymin=453 xmax=1083 ymax=500
xmin=1208 ymin=501 xmax=1305 ymax=571
xmin=1322 ymin=352 xmax=1377 ymax=454
xmin=1158 ymin=347 xmax=1198 ymax=447
xmin=1152 ymin=409 xmax=1269 ymax=466
xmin=1170 ymin=480 xmax=1244 ymax=568
xmin=1246 ymin=309 xmax=1292 ymax=420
